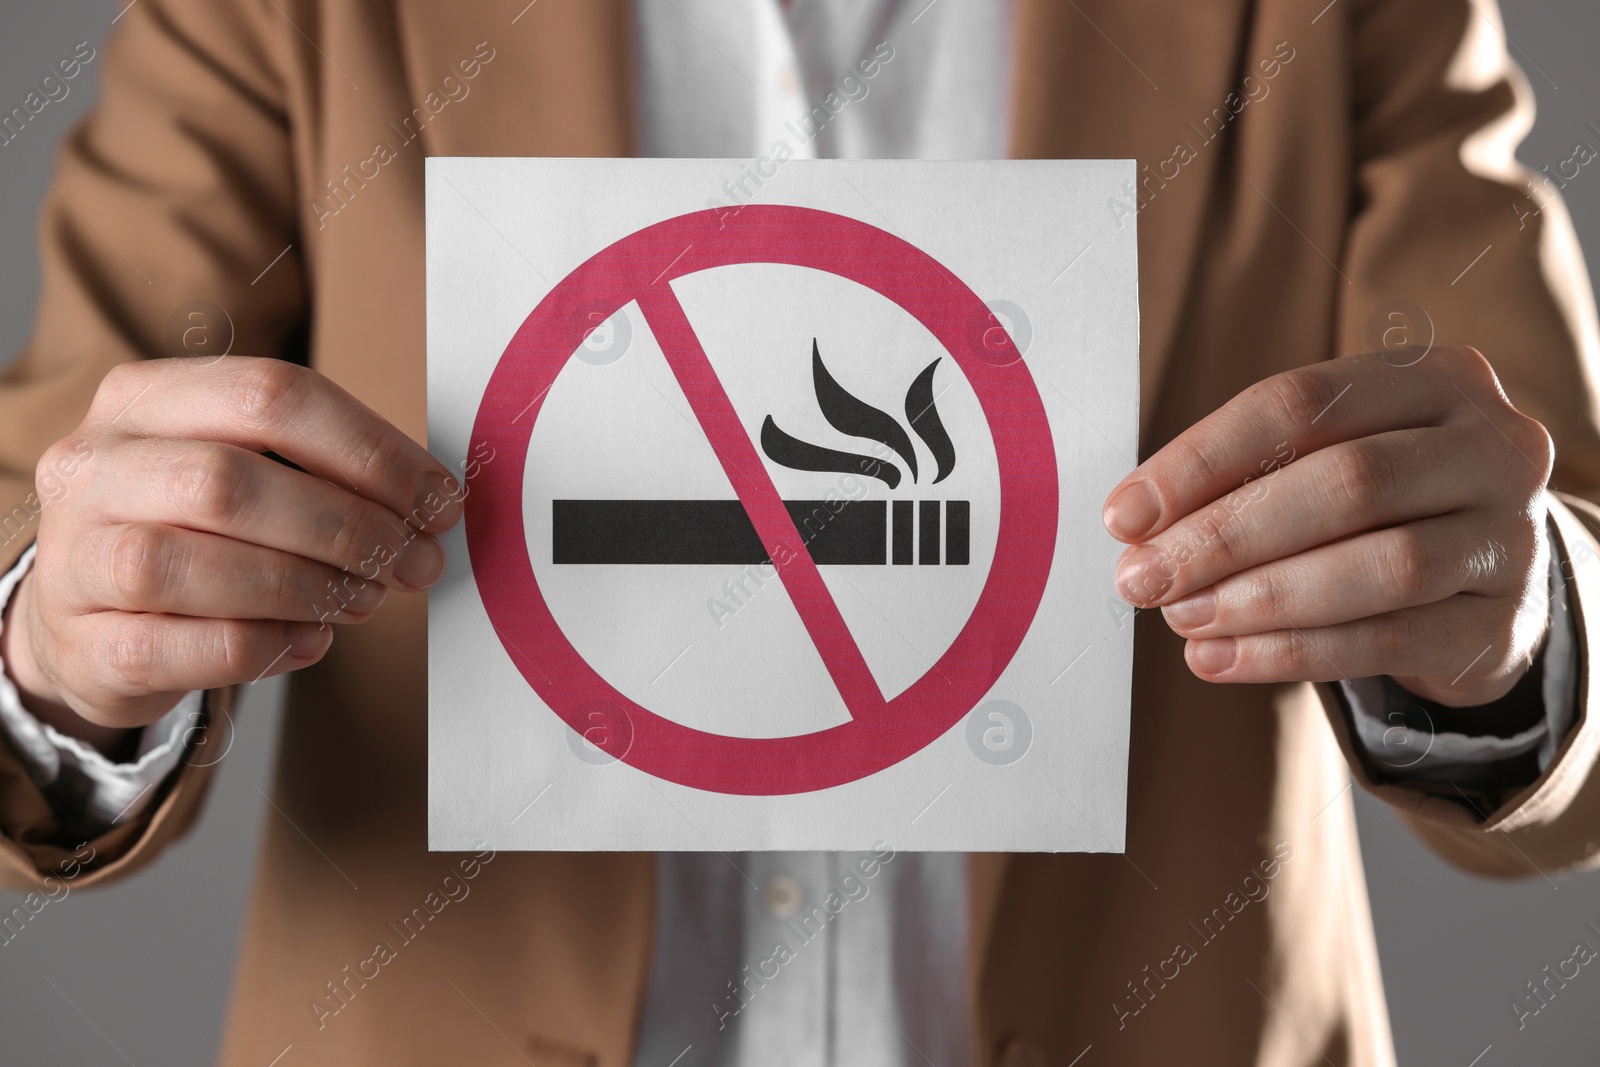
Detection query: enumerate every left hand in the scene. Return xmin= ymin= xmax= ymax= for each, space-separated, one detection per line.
xmin=1102 ymin=346 xmax=1555 ymax=708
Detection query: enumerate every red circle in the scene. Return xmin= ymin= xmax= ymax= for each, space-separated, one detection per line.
xmin=466 ymin=206 xmax=1058 ymax=794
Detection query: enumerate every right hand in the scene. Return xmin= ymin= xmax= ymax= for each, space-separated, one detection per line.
xmin=1 ymin=357 xmax=463 ymax=732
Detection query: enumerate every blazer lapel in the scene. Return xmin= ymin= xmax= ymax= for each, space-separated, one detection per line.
xmin=970 ymin=0 xmax=1247 ymax=1038
xmin=967 ymin=851 xmax=1011 ymax=1013
xmin=1010 ymin=0 xmax=1253 ymax=452
xmin=391 ymin=0 xmax=636 ymax=158
xmin=384 ymin=6 xmax=647 ymax=1052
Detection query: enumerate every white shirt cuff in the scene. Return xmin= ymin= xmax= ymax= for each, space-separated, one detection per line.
xmin=0 ymin=543 xmax=200 ymax=828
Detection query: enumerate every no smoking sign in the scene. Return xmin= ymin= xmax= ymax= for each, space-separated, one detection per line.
xmin=428 ymin=159 xmax=1138 ymax=852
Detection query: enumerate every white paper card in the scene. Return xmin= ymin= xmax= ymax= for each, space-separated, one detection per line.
xmin=427 ymin=157 xmax=1138 ymax=852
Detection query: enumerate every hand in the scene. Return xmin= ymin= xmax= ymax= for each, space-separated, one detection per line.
xmin=1102 ymin=347 xmax=1555 ymax=708
xmin=2 ymin=357 xmax=463 ymax=734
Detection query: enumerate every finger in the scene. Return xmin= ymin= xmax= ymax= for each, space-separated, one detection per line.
xmin=1159 ymin=513 xmax=1522 ymax=638
xmin=1102 ymin=347 xmax=1504 ymax=542
xmin=59 ymin=611 xmax=331 ymax=720
xmin=69 ymin=523 xmax=389 ymax=623
xmin=1181 ymin=593 xmax=1517 ymax=693
xmin=1114 ymin=426 xmax=1484 ymax=605
xmin=91 ymin=437 xmax=446 ymax=591
xmin=89 ymin=357 xmax=462 ymax=535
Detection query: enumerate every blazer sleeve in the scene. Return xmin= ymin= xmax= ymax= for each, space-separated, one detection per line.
xmin=0 ymin=0 xmax=301 ymax=890
xmin=1323 ymin=0 xmax=1600 ymax=877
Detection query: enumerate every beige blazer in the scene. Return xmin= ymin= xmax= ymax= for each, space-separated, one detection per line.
xmin=3 ymin=1 xmax=1599 ymax=1063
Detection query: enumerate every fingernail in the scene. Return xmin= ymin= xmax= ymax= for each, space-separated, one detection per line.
xmin=286 ymin=621 xmax=331 ymax=659
xmin=1115 ymin=544 xmax=1173 ymax=604
xmin=414 ymin=471 xmax=464 ymax=528
xmin=1189 ymin=638 xmax=1238 ymax=675
xmin=1162 ymin=590 xmax=1215 ymax=630
xmin=394 ymin=536 xmax=445 ymax=588
xmin=341 ymin=578 xmax=388 ymax=616
xmin=1104 ymin=481 xmax=1161 ymax=541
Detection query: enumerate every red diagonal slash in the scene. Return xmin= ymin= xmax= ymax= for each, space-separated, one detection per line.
xmin=635 ymin=284 xmax=887 ymax=719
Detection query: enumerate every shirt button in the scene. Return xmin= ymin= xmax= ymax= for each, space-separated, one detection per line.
xmin=762 ymin=874 xmax=805 ymax=919
xmin=995 ymin=1037 xmax=1049 ymax=1067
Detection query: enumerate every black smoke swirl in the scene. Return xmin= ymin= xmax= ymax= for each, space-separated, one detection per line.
xmin=811 ymin=340 xmax=920 ymax=482
xmin=760 ymin=416 xmax=901 ymax=489
xmin=904 ymin=358 xmax=955 ymax=484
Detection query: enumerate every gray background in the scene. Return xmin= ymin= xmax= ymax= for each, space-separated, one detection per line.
xmin=0 ymin=2 xmax=1597 ymax=1064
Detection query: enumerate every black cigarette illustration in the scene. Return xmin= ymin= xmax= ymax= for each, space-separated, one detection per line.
xmin=552 ymin=497 xmax=968 ymax=565
xmin=553 ymin=341 xmax=969 ymax=566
